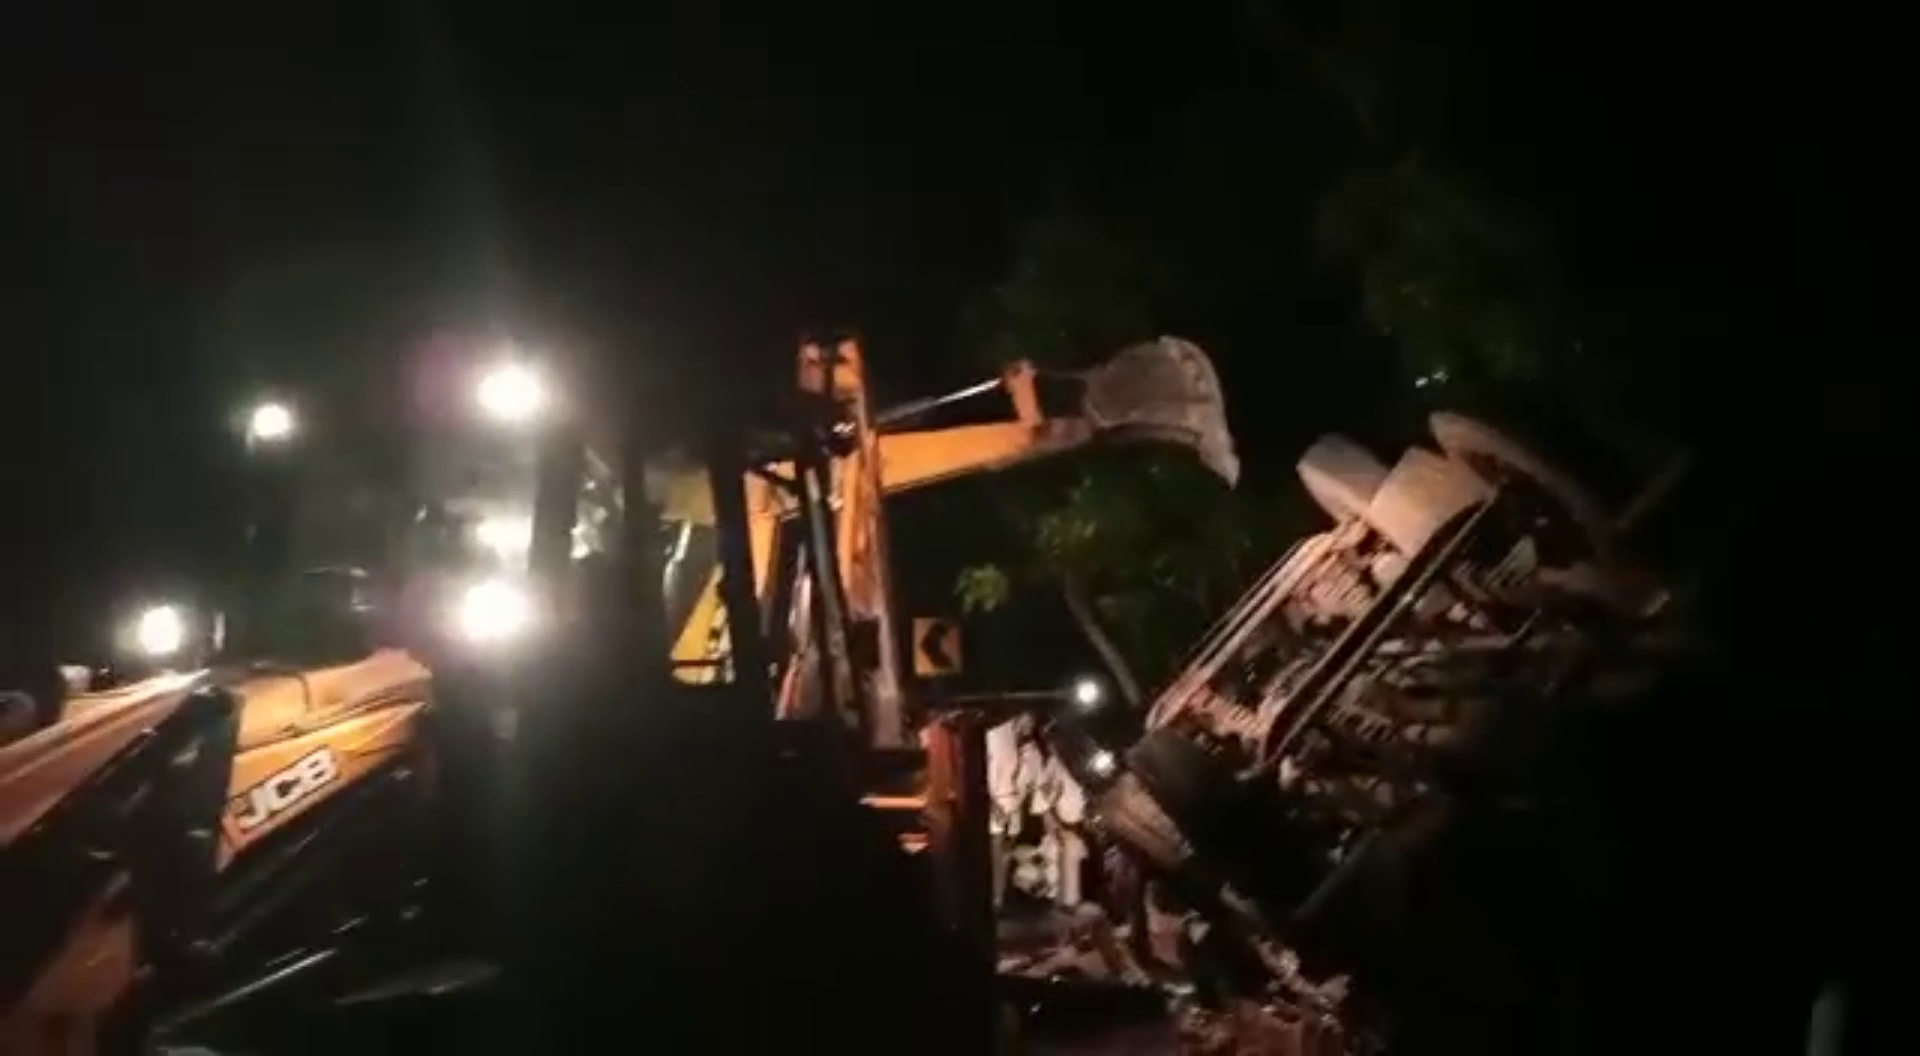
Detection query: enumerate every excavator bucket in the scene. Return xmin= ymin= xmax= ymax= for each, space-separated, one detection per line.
xmin=1080 ymin=337 xmax=1240 ymax=485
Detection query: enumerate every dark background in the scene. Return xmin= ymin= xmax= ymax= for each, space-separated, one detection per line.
xmin=1 ymin=3 xmax=1904 ymax=1050
xmin=8 ymin=3 xmax=1225 ymax=654
xmin=4 ymin=2 xmax=1899 ymax=658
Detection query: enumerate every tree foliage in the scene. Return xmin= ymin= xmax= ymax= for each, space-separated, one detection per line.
xmin=955 ymin=0 xmax=1650 ymax=688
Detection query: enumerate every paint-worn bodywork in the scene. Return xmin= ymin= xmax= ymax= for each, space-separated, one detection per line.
xmin=1 ymin=650 xmax=433 ymax=1053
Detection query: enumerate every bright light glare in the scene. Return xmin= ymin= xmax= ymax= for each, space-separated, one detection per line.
xmin=455 ymin=578 xmax=536 ymax=646
xmin=247 ymin=402 xmax=296 ymax=444
xmin=1071 ymin=676 xmax=1104 ymax=710
xmin=1087 ymin=749 xmax=1117 ymax=778
xmin=135 ymin=605 xmax=187 ymax=658
xmin=475 ymin=362 xmax=548 ymax=426
xmin=473 ymin=514 xmax=534 ymax=560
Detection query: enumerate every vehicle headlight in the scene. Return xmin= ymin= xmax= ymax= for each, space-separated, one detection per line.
xmin=453 ymin=577 xmax=538 ymax=647
xmin=475 ymin=362 xmax=550 ymax=427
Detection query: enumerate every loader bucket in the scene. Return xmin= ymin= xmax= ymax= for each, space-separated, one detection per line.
xmin=1080 ymin=337 xmax=1240 ymax=486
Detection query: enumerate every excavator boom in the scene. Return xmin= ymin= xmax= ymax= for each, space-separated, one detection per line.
xmin=655 ymin=337 xmax=1239 ymax=684
xmin=1 ymin=332 xmax=1237 ymax=1051
xmin=649 ymin=336 xmax=1237 ymax=524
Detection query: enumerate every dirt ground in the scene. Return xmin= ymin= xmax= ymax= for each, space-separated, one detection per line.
xmin=998 ymin=904 xmax=1348 ymax=1056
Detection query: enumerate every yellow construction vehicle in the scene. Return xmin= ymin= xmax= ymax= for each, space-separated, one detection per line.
xmin=0 ymin=334 xmax=1238 ymax=1054
xmin=653 ymin=336 xmax=1237 ymax=743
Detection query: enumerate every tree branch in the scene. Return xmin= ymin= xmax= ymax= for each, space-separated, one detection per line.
xmin=1060 ymin=571 xmax=1145 ymax=709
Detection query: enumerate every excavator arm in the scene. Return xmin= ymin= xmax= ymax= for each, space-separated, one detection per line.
xmin=652 ymin=341 xmax=1237 ymax=521
xmin=654 ymin=337 xmax=1239 ymax=681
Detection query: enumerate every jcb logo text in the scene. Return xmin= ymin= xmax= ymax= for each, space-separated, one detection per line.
xmin=230 ymin=748 xmax=340 ymax=833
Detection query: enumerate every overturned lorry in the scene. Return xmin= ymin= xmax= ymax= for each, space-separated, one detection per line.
xmin=1090 ymin=411 xmax=1694 ymax=1048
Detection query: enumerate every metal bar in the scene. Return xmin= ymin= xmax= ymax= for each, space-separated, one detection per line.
xmin=704 ymin=434 xmax=769 ymax=694
xmin=796 ymin=458 xmax=860 ymax=721
xmin=761 ymin=521 xmax=805 ymax=699
xmin=839 ymin=338 xmax=911 ymax=750
xmin=872 ymin=376 xmax=1003 ymax=429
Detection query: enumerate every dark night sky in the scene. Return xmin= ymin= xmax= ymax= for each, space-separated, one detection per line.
xmin=3 ymin=1 xmax=1899 ymax=659
xmin=0 ymin=11 xmax=1902 ymax=1043
xmin=6 ymin=2 xmax=1238 ymax=654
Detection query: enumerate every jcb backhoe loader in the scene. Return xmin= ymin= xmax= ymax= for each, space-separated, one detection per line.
xmin=0 ymin=334 xmax=1238 ymax=1054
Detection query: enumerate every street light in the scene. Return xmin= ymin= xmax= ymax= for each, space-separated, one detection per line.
xmin=1086 ymin=749 xmax=1117 ymax=778
xmin=475 ymin=361 xmax=549 ymax=427
xmin=134 ymin=604 xmax=188 ymax=659
xmin=1070 ymin=676 xmax=1105 ymax=711
xmin=246 ymin=401 xmax=296 ymax=446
